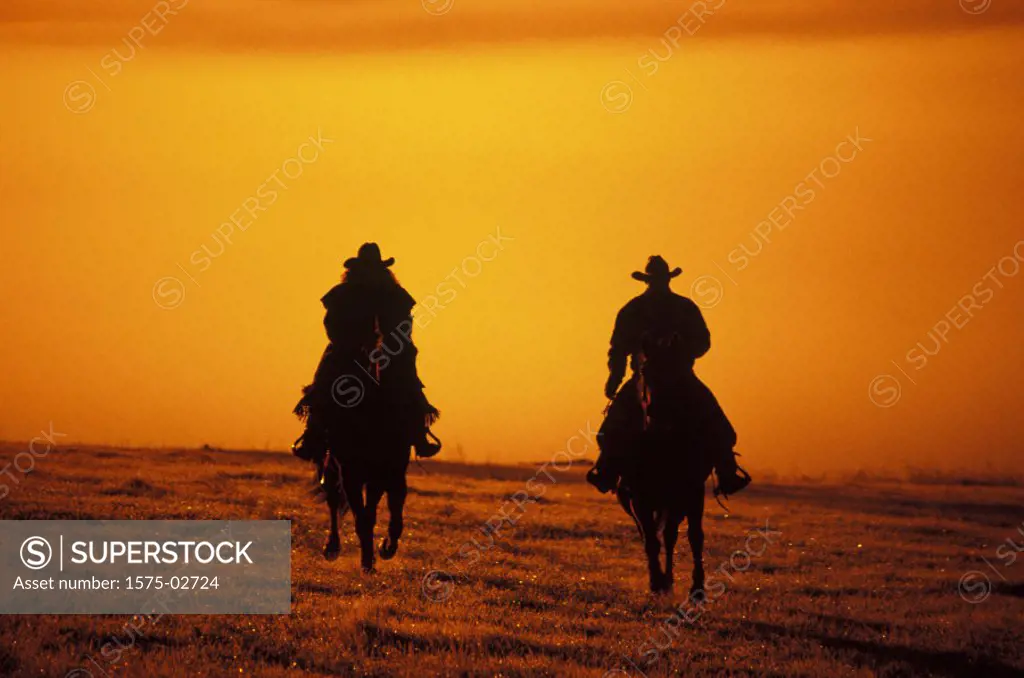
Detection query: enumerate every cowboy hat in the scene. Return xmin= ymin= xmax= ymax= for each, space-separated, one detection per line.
xmin=631 ymin=255 xmax=681 ymax=283
xmin=344 ymin=242 xmax=395 ymax=269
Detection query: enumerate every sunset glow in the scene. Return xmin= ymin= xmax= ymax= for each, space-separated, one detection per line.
xmin=1 ymin=0 xmax=1022 ymax=474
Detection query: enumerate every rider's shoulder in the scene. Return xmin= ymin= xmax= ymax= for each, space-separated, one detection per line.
xmin=322 ymin=280 xmax=415 ymax=313
xmin=630 ymin=290 xmax=700 ymax=311
xmin=321 ymin=282 xmax=356 ymax=309
xmin=670 ymin=292 xmax=702 ymax=312
xmin=618 ymin=295 xmax=648 ymax=317
xmin=387 ymin=284 xmax=416 ymax=311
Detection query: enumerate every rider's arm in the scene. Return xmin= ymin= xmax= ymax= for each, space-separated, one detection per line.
xmin=687 ymin=301 xmax=711 ymax=360
xmin=606 ymin=308 xmax=631 ymax=395
xmin=320 ymin=285 xmax=348 ymax=345
xmin=323 ymin=308 xmax=345 ymax=345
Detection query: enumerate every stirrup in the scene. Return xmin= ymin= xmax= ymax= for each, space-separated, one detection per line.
xmin=415 ymin=429 xmax=442 ymax=458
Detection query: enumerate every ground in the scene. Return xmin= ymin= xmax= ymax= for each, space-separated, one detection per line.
xmin=0 ymin=444 xmax=1021 ymax=677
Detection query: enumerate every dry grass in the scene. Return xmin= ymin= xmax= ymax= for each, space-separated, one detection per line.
xmin=0 ymin=444 xmax=1021 ymax=677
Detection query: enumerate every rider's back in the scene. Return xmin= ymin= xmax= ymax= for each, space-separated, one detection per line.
xmin=612 ymin=289 xmax=710 ymax=380
xmin=321 ymin=277 xmax=416 ymax=353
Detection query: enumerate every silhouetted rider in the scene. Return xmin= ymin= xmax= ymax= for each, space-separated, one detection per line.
xmin=588 ymin=255 xmax=751 ymax=497
xmin=293 ymin=243 xmax=439 ymax=463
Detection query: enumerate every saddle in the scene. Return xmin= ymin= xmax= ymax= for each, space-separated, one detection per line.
xmin=291 ymin=396 xmax=442 ymax=462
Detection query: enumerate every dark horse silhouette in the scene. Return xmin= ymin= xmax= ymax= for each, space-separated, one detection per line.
xmin=594 ymin=254 xmax=748 ymax=596
xmin=615 ymin=339 xmax=717 ymax=597
xmin=317 ymin=363 xmax=413 ymax=573
xmin=617 ymin=431 xmax=713 ymax=596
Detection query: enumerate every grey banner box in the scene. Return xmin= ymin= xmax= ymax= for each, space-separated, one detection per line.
xmin=0 ymin=521 xmax=290 ymax=614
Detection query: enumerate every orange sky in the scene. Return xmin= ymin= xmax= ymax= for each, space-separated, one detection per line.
xmin=1 ymin=1 xmax=1022 ymax=473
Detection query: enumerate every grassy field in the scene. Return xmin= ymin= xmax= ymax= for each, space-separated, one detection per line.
xmin=0 ymin=443 xmax=1021 ymax=677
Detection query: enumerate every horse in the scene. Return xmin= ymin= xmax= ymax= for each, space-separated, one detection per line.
xmin=614 ymin=338 xmax=720 ymax=597
xmin=316 ymin=363 xmax=414 ymax=573
xmin=616 ymin=426 xmax=713 ymax=596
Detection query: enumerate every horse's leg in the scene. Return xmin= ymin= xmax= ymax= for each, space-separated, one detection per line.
xmin=361 ymin=480 xmax=385 ymax=572
xmin=323 ymin=459 xmax=343 ymax=560
xmin=686 ymin=485 xmax=706 ymax=599
xmin=341 ymin=467 xmax=375 ymax=573
xmin=640 ymin=505 xmax=665 ymax=593
xmin=663 ymin=507 xmax=684 ymax=593
xmin=378 ymin=468 xmax=406 ymax=560
xmin=618 ymin=488 xmax=665 ymax=593
xmin=324 ymin=498 xmax=340 ymax=561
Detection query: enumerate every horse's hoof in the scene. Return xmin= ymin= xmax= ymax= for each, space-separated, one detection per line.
xmin=361 ymin=563 xmax=376 ymax=575
xmin=689 ymin=586 xmax=707 ymax=604
xmin=323 ymin=537 xmax=341 ymax=561
xmin=648 ymin=571 xmax=673 ymax=594
xmin=378 ymin=537 xmax=398 ymax=560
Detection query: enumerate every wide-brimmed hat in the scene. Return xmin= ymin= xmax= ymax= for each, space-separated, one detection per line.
xmin=344 ymin=242 xmax=395 ymax=270
xmin=631 ymin=255 xmax=681 ymax=283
